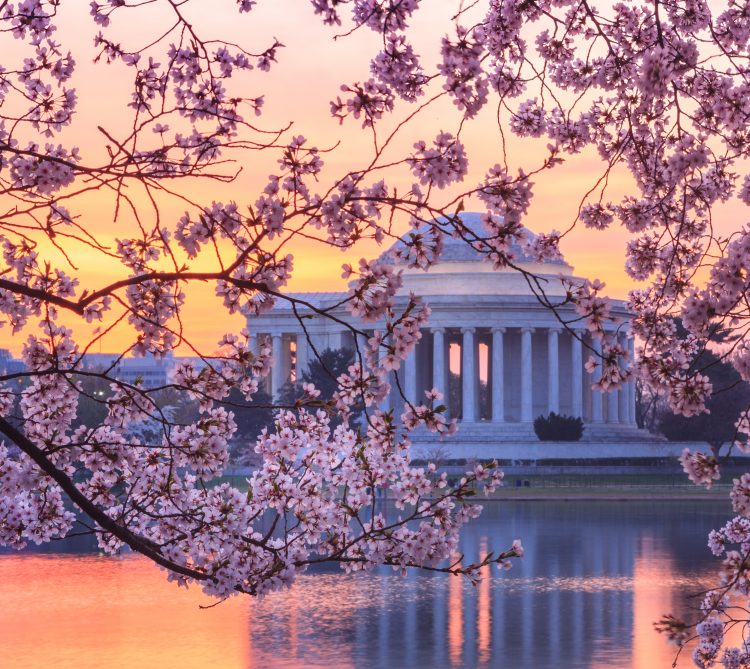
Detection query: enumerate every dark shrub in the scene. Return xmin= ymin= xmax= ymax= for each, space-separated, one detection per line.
xmin=533 ymin=412 xmax=584 ymax=441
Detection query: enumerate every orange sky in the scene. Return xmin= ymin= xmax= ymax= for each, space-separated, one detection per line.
xmin=1 ymin=1 xmax=747 ymax=355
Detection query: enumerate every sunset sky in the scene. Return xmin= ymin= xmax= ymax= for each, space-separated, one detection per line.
xmin=2 ymin=1 xmax=746 ymax=355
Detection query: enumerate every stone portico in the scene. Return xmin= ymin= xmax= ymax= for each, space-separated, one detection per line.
xmin=248 ymin=303 xmax=637 ymax=437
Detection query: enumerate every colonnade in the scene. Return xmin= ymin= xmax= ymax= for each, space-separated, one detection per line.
xmin=251 ymin=326 xmax=637 ymax=426
xmin=249 ymin=330 xmax=342 ymax=398
xmin=419 ymin=326 xmax=635 ymax=425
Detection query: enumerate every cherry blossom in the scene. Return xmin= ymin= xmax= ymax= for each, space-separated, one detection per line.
xmin=2 ymin=3 xmax=750 ymax=653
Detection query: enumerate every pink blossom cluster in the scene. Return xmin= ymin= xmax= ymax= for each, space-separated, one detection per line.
xmin=438 ymin=27 xmax=488 ymax=118
xmin=584 ymin=336 xmax=630 ymax=392
xmin=392 ymin=219 xmax=445 ymax=270
xmin=408 ymin=132 xmax=468 ymax=190
xmin=0 ymin=441 xmax=75 ymax=549
xmin=351 ymin=0 xmax=418 ymax=33
xmin=370 ymin=33 xmax=426 ymax=102
xmin=7 ymin=1 xmax=750 ymax=645
xmin=477 ymin=165 xmax=533 ymax=228
xmin=311 ymin=176 xmax=392 ymax=248
xmin=401 ymin=389 xmax=457 ymax=439
xmin=692 ymin=616 xmax=725 ymax=668
xmin=524 ymin=231 xmax=564 ymax=264
xmin=344 ymin=259 xmax=402 ymax=321
xmin=573 ymin=279 xmax=612 ymax=337
xmin=331 ymin=80 xmax=394 ymax=127
xmin=679 ymin=449 xmax=720 ymax=489
xmin=175 ymin=202 xmax=244 ymax=258
xmin=8 ymin=144 xmax=78 ymax=195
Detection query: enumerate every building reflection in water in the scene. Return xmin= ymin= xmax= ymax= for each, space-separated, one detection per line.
xmin=477 ymin=538 xmax=491 ymax=667
xmin=241 ymin=501 xmax=726 ymax=668
xmin=0 ymin=500 xmax=730 ymax=669
xmin=627 ymin=534 xmax=679 ymax=669
xmin=448 ymin=553 xmax=464 ymax=667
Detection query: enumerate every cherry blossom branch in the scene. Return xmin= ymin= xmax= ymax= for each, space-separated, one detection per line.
xmin=0 ymin=415 xmax=209 ymax=581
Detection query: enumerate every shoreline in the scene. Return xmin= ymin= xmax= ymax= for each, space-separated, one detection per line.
xmin=476 ymin=485 xmax=732 ymax=501
xmin=481 ymin=494 xmax=730 ymax=501
xmin=217 ymin=474 xmax=735 ymax=501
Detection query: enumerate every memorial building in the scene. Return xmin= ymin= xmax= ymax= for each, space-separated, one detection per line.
xmin=246 ymin=213 xmax=666 ymax=458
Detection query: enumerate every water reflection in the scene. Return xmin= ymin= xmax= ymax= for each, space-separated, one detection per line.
xmin=0 ymin=554 xmax=249 ymax=669
xmin=0 ymin=501 xmax=730 ymax=668
xmin=628 ymin=536 xmax=679 ymax=669
xmin=477 ymin=539 xmax=490 ymax=667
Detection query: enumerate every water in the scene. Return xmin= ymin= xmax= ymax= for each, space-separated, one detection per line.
xmin=0 ymin=500 xmax=731 ymax=669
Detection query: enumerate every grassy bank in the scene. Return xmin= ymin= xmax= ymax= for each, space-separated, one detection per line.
xmin=490 ymin=485 xmax=730 ymax=500
xmin=494 ymin=473 xmax=726 ymax=497
xmin=214 ymin=472 xmax=735 ymax=500
xmin=484 ymin=473 xmax=735 ymax=499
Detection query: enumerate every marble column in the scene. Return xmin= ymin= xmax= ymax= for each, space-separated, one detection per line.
xmin=609 ymin=385 xmax=619 ymax=424
xmin=491 ymin=328 xmax=505 ymax=423
xmin=281 ymin=336 xmax=292 ymax=388
xmin=628 ymin=336 xmax=637 ymax=425
xmin=404 ymin=346 xmax=418 ymax=404
xmin=462 ymin=328 xmax=476 ymax=422
xmin=249 ymin=334 xmax=257 ymax=357
xmin=309 ymin=331 xmax=327 ymax=359
xmin=271 ymin=333 xmax=284 ymax=399
xmin=547 ymin=328 xmax=560 ymax=415
xmin=378 ymin=337 xmax=391 ymax=413
xmin=328 ymin=330 xmax=344 ymax=350
xmin=521 ymin=327 xmax=534 ymax=422
xmin=618 ymin=332 xmax=629 ymax=424
xmin=432 ymin=328 xmax=447 ymax=402
xmin=352 ymin=331 xmax=368 ymax=364
xmin=591 ymin=337 xmax=603 ymax=423
xmin=350 ymin=331 xmax=369 ymax=426
xmin=572 ymin=331 xmax=584 ymax=419
xmin=295 ymin=333 xmax=309 ymax=381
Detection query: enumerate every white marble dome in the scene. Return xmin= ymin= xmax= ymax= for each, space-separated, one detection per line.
xmin=381 ymin=212 xmax=574 ymax=298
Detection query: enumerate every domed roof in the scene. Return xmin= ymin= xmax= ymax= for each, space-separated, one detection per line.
xmin=379 ymin=211 xmax=557 ymax=265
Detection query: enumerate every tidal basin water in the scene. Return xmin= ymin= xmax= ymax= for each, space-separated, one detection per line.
xmin=0 ymin=500 xmax=732 ymax=669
